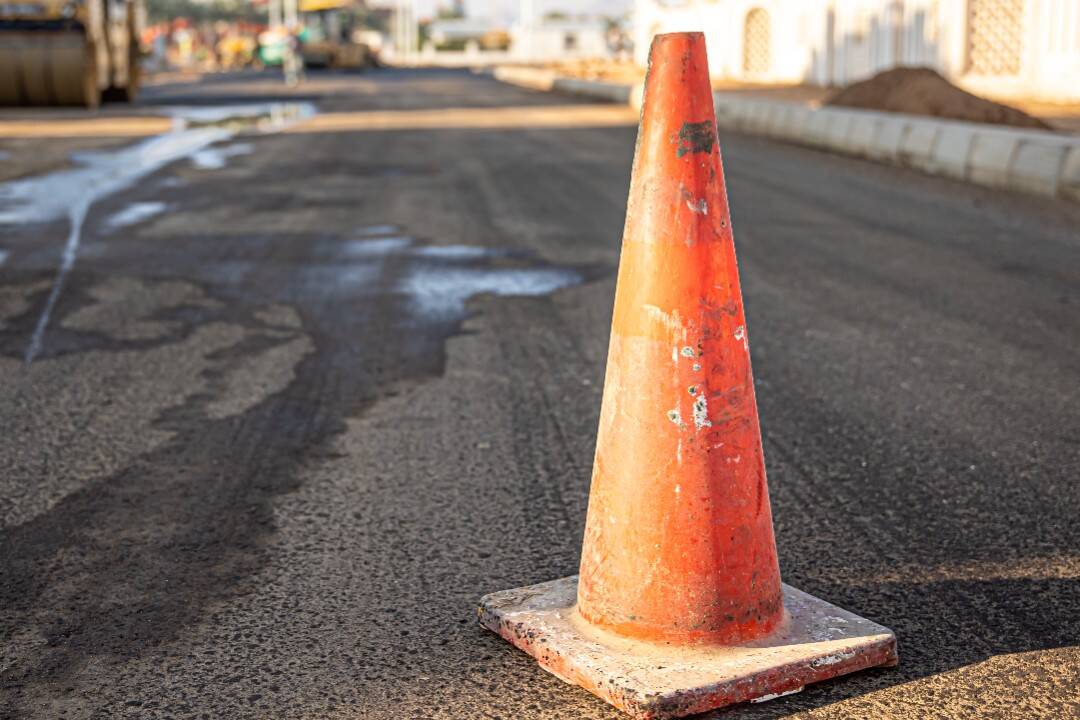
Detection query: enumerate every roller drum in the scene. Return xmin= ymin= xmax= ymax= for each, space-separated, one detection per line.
xmin=0 ymin=32 xmax=99 ymax=108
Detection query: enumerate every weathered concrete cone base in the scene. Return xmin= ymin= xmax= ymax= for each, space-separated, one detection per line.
xmin=479 ymin=577 xmax=897 ymax=719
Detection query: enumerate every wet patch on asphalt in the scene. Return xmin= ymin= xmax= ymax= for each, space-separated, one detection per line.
xmin=0 ymin=214 xmax=606 ymax=713
xmin=0 ymin=102 xmax=315 ymax=365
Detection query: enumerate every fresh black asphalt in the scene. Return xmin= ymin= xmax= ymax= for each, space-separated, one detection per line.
xmin=0 ymin=68 xmax=1078 ymax=719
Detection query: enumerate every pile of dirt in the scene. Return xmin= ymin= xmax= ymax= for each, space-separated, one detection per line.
xmin=826 ymin=67 xmax=1052 ymax=130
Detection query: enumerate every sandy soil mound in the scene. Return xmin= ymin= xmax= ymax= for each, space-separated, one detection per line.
xmin=827 ymin=67 xmax=1051 ymax=130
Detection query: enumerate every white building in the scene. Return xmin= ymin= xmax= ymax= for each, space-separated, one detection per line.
xmin=633 ymin=0 xmax=1080 ymax=102
xmin=427 ymin=18 xmax=498 ymax=48
xmin=512 ymin=17 xmax=613 ymax=60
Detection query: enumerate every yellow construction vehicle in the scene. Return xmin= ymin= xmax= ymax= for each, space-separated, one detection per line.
xmin=297 ymin=0 xmax=371 ymax=70
xmin=0 ymin=0 xmax=143 ymax=108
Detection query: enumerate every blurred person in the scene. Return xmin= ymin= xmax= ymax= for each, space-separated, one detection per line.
xmin=283 ymin=25 xmax=305 ymax=87
xmin=218 ymin=27 xmax=256 ymax=70
xmin=257 ymin=26 xmax=289 ymax=67
xmin=172 ymin=19 xmax=194 ymax=68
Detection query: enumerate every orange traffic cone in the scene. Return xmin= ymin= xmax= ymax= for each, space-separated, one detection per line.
xmin=479 ymin=32 xmax=897 ymax=719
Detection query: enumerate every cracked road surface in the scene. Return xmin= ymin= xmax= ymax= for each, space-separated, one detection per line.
xmin=1 ymin=69 xmax=1078 ymax=719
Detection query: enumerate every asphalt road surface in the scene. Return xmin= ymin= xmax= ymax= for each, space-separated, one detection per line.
xmin=1 ymin=69 xmax=1078 ymax=720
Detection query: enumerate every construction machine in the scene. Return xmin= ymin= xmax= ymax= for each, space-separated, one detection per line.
xmin=0 ymin=0 xmax=144 ymax=109
xmin=297 ymin=0 xmax=371 ymax=70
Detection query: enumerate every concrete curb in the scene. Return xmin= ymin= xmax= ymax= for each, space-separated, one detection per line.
xmin=712 ymin=92 xmax=1079 ymax=202
xmin=491 ymin=66 xmax=556 ymax=92
xmin=490 ymin=68 xmax=634 ymax=105
xmin=551 ymin=77 xmax=632 ymax=105
xmin=490 ymin=69 xmax=1080 ymax=204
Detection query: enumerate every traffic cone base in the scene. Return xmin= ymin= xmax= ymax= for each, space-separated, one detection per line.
xmin=480 ymin=576 xmax=897 ymax=719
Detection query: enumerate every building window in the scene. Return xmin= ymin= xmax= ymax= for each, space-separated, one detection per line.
xmin=967 ymin=0 xmax=1023 ymax=75
xmin=742 ymin=8 xmax=771 ymax=75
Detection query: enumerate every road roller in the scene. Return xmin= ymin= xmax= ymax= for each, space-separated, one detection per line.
xmin=297 ymin=0 xmax=372 ymax=70
xmin=0 ymin=0 xmax=144 ymax=109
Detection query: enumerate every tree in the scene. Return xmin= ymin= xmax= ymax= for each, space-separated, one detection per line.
xmin=146 ymin=0 xmax=262 ymax=24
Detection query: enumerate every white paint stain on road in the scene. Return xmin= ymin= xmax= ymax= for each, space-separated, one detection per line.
xmin=4 ymin=127 xmax=230 ymax=365
xmin=344 ymin=230 xmax=583 ymax=325
xmin=355 ymin=224 xmax=401 ymax=237
xmin=104 ymin=201 xmax=169 ymax=232
xmin=0 ymin=126 xmax=228 ymax=230
xmin=400 ymin=264 xmax=580 ymax=322
xmin=342 ymin=237 xmax=413 ymax=256
xmin=0 ymin=103 xmax=314 ymax=365
xmin=191 ymin=142 xmax=254 ymax=170
xmin=411 ymin=245 xmax=506 ymax=261
xmin=171 ymin=102 xmax=313 ymax=128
